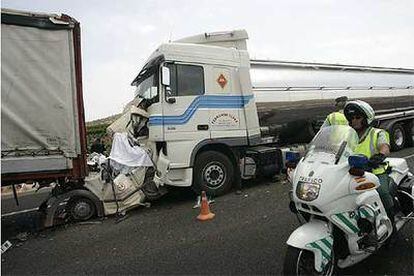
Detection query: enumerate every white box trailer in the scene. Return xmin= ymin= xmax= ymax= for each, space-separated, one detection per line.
xmin=123 ymin=30 xmax=414 ymax=195
xmin=1 ymin=9 xmax=88 ymax=185
xmin=1 ymin=9 xmax=109 ymax=225
xmin=1 ymin=9 xmax=168 ymax=227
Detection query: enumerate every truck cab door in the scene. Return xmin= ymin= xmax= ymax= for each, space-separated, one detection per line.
xmin=158 ymin=63 xmax=210 ymax=161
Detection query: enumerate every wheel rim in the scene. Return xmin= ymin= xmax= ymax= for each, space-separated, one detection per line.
xmin=71 ymin=200 xmax=93 ymax=220
xmin=411 ymin=125 xmax=414 ymax=143
xmin=202 ymin=161 xmax=226 ymax=189
xmin=394 ymin=128 xmax=404 ymax=147
xmin=295 ymin=249 xmax=334 ymax=276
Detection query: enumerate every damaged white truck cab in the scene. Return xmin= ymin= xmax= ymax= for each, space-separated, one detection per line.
xmin=125 ymin=29 xmax=414 ymax=196
xmin=128 ymin=30 xmax=265 ymax=195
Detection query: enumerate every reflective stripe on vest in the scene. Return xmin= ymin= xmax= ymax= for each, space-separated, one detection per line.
xmin=328 ymin=112 xmax=348 ymax=125
xmin=354 ymin=128 xmax=389 ymax=175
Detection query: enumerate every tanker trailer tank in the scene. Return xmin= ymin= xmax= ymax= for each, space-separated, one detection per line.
xmin=250 ymin=60 xmax=414 ymax=144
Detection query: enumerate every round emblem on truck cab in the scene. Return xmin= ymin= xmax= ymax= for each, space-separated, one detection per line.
xmin=217 ymin=74 xmax=227 ymax=88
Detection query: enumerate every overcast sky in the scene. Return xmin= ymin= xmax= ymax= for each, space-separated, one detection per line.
xmin=2 ymin=0 xmax=414 ymax=121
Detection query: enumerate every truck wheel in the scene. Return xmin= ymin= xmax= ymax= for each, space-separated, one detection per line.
xmin=406 ymin=121 xmax=414 ymax=147
xmin=67 ymin=197 xmax=96 ymax=221
xmin=193 ymin=151 xmax=234 ymax=196
xmin=390 ymin=123 xmax=406 ymax=151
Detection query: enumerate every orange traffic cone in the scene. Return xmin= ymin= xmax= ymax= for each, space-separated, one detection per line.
xmin=197 ymin=191 xmax=215 ymax=221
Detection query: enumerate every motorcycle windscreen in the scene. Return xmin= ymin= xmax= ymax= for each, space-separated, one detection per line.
xmin=303 ymin=125 xmax=359 ymax=165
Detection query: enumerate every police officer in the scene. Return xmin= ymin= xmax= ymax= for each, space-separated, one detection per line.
xmin=321 ymin=96 xmax=348 ymax=127
xmin=343 ymin=100 xmax=395 ymax=221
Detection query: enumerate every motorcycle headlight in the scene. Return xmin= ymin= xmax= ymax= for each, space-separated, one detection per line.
xmin=296 ymin=181 xmax=321 ymax=201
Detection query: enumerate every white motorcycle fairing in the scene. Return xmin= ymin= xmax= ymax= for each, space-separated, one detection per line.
xmin=286 ymin=220 xmax=333 ymax=272
xmin=283 ymin=125 xmax=412 ymax=274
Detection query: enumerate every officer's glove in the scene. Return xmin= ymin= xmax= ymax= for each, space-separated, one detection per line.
xmin=368 ymin=153 xmax=386 ymax=168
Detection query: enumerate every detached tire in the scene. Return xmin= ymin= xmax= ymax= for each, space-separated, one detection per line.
xmin=192 ymin=151 xmax=234 ymax=196
xmin=67 ymin=197 xmax=96 ymax=222
xmin=390 ymin=123 xmax=406 ymax=151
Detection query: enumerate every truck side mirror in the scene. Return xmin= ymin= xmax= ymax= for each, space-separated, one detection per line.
xmin=161 ymin=66 xmax=170 ymax=86
xmin=162 ymin=66 xmax=176 ymax=103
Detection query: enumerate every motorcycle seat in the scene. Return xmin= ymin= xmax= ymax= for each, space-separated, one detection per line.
xmin=386 ymin=158 xmax=410 ymax=185
xmin=386 ymin=158 xmax=409 ymax=172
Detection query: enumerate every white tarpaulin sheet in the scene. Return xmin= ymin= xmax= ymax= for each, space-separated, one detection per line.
xmin=1 ymin=24 xmax=79 ymax=157
xmin=109 ymin=133 xmax=153 ymax=167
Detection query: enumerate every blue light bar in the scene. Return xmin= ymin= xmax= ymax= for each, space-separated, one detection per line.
xmin=286 ymin=151 xmax=301 ymax=163
xmin=348 ymin=155 xmax=369 ymax=169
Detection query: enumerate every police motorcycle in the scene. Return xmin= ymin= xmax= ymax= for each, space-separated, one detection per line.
xmin=283 ymin=125 xmax=414 ymax=275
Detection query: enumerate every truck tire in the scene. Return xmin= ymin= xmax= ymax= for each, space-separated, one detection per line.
xmin=192 ymin=151 xmax=234 ymax=196
xmin=390 ymin=123 xmax=406 ymax=151
xmin=67 ymin=197 xmax=96 ymax=221
xmin=406 ymin=121 xmax=414 ymax=147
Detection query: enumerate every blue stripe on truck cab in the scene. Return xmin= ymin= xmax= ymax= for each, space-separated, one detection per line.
xmin=149 ymin=95 xmax=254 ymax=126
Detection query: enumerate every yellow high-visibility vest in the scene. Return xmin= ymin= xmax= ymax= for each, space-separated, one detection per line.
xmin=327 ymin=112 xmax=348 ymax=126
xmin=354 ymin=127 xmax=390 ymax=175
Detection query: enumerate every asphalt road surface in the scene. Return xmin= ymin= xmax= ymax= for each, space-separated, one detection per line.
xmin=2 ymin=148 xmax=414 ymax=275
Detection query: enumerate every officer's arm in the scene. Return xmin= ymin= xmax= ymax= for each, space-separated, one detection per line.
xmin=379 ymin=143 xmax=390 ymax=156
xmin=378 ymin=130 xmax=390 ymax=156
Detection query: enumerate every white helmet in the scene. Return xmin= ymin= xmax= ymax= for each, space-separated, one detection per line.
xmin=344 ymin=100 xmax=375 ymax=125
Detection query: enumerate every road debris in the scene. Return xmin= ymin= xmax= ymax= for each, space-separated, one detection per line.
xmin=1 ymin=241 xmax=12 ymax=254
xmin=77 ymin=220 xmax=103 ymax=226
xmin=15 ymin=232 xmax=29 ymax=242
xmin=115 ymin=212 xmax=129 ymax=224
xmin=192 ymin=196 xmax=201 ymax=209
xmin=193 ymin=195 xmax=215 ymax=209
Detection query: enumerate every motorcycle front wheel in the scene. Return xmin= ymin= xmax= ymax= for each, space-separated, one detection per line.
xmin=283 ymin=246 xmax=335 ymax=276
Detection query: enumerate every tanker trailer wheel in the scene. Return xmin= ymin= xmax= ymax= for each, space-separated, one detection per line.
xmin=192 ymin=151 xmax=234 ymax=196
xmin=67 ymin=197 xmax=96 ymax=222
xmin=406 ymin=121 xmax=414 ymax=147
xmin=390 ymin=123 xmax=406 ymax=151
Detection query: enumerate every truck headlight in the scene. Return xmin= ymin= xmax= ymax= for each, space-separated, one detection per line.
xmin=296 ymin=181 xmax=321 ymax=201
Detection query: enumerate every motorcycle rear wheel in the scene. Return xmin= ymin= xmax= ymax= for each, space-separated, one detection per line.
xmin=283 ymin=246 xmax=335 ymax=276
